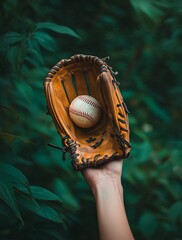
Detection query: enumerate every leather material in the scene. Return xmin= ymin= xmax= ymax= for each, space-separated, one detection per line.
xmin=44 ymin=54 xmax=131 ymax=170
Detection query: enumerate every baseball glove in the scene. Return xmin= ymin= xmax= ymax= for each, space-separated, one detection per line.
xmin=44 ymin=54 xmax=131 ymax=170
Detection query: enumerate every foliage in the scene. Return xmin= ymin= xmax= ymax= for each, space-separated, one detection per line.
xmin=0 ymin=0 xmax=182 ymax=239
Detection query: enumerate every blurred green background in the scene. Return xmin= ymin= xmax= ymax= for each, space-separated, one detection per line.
xmin=0 ymin=0 xmax=182 ymax=239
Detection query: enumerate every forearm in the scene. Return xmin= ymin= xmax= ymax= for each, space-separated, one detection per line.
xmin=92 ymin=179 xmax=134 ymax=240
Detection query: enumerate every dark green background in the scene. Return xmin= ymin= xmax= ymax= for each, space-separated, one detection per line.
xmin=0 ymin=0 xmax=182 ymax=239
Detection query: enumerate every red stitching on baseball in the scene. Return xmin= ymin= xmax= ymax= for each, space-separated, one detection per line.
xmin=69 ymin=107 xmax=94 ymax=121
xmin=78 ymin=96 xmax=101 ymax=109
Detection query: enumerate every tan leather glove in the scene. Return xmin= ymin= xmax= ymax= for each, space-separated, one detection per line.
xmin=44 ymin=54 xmax=131 ymax=170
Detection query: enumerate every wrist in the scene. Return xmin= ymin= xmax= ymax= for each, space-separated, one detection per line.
xmin=91 ymin=178 xmax=123 ymax=198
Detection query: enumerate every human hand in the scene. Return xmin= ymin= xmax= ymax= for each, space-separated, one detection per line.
xmin=81 ymin=159 xmax=123 ymax=193
xmin=81 ymin=159 xmax=134 ymax=240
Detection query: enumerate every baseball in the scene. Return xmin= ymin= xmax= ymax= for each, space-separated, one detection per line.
xmin=69 ymin=95 xmax=102 ymax=128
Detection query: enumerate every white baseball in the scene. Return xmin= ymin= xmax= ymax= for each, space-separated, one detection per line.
xmin=69 ymin=95 xmax=102 ymax=128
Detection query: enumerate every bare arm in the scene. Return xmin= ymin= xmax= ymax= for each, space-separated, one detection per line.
xmin=82 ymin=160 xmax=134 ymax=240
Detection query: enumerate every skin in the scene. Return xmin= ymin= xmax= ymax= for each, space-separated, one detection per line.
xmin=81 ymin=159 xmax=135 ymax=240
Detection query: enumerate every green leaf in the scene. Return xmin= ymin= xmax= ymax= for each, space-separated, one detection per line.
xmin=19 ymin=186 xmax=62 ymax=202
xmin=18 ymin=194 xmax=63 ymax=223
xmin=0 ymin=32 xmax=23 ymax=48
xmin=132 ymin=166 xmax=147 ymax=182
xmin=144 ymin=96 xmax=170 ymax=122
xmin=0 ymin=132 xmax=17 ymax=144
xmin=0 ymin=162 xmax=30 ymax=191
xmin=138 ymin=212 xmax=157 ymax=238
xmin=130 ymin=0 xmax=163 ymax=21
xmin=38 ymin=204 xmax=63 ymax=223
xmin=32 ymin=31 xmax=56 ymax=51
xmin=135 ymin=141 xmax=152 ymax=163
xmin=0 ymin=162 xmax=27 ymax=183
xmin=27 ymin=37 xmax=41 ymax=54
xmin=0 ymin=104 xmax=19 ymax=122
xmin=30 ymin=186 xmax=62 ymax=202
xmin=35 ymin=22 xmax=80 ymax=39
xmin=53 ymin=179 xmax=79 ymax=210
xmin=168 ymin=202 xmax=182 ymax=222
xmin=6 ymin=45 xmax=26 ymax=72
xmin=0 ymin=183 xmax=23 ymax=222
xmin=0 ymin=132 xmax=33 ymax=145
xmin=122 ymin=90 xmax=135 ymax=99
xmin=25 ymin=48 xmax=44 ymax=67
xmin=15 ymin=81 xmax=33 ymax=102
